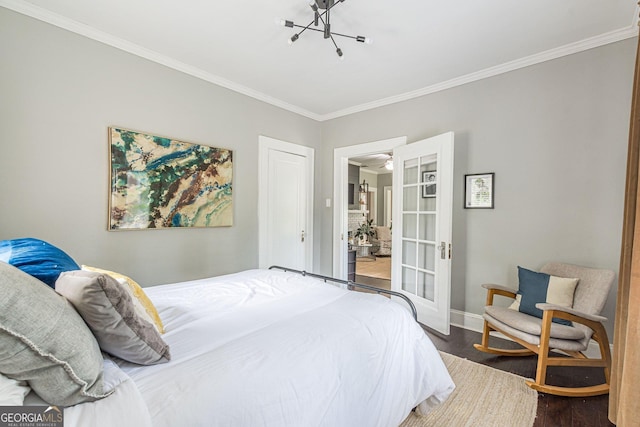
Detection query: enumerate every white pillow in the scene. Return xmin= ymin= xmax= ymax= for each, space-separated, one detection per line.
xmin=0 ymin=373 xmax=30 ymax=405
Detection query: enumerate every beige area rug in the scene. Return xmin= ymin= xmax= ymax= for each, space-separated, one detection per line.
xmin=355 ymin=256 xmax=391 ymax=280
xmin=401 ymin=352 xmax=538 ymax=427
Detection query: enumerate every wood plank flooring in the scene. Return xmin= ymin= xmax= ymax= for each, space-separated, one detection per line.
xmin=423 ymin=325 xmax=613 ymax=427
xmin=354 ymin=274 xmax=613 ymax=427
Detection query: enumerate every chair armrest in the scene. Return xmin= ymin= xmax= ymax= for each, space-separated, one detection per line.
xmin=536 ymin=302 xmax=607 ymax=323
xmin=481 ymin=283 xmax=517 ymax=306
xmin=481 ymin=283 xmax=516 ymax=294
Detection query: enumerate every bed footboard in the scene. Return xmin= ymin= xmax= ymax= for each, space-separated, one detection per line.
xmin=268 ymin=265 xmax=418 ymax=321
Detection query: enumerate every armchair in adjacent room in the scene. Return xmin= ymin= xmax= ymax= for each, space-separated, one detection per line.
xmin=372 ymin=226 xmax=392 ymax=256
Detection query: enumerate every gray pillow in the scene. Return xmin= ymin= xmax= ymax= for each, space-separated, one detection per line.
xmin=0 ymin=261 xmax=110 ymax=406
xmin=55 ymin=270 xmax=171 ymax=365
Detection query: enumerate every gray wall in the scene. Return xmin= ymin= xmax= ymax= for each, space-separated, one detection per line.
xmin=0 ymin=8 xmax=322 ymax=286
xmin=319 ymin=39 xmax=636 ymax=337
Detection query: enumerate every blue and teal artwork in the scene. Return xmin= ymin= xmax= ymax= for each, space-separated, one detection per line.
xmin=109 ymin=127 xmax=233 ymax=229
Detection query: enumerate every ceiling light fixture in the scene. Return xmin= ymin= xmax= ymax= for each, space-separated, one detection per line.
xmin=278 ymin=0 xmax=371 ymax=58
xmin=384 ymin=159 xmax=393 ymax=170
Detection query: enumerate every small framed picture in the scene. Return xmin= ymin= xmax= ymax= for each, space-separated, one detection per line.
xmin=422 ymin=171 xmax=437 ymax=198
xmin=464 ymin=173 xmax=495 ymax=209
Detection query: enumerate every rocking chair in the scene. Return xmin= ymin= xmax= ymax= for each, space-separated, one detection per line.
xmin=473 ymin=262 xmax=615 ymax=397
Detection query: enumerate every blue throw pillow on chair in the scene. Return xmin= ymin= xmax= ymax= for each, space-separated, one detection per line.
xmin=509 ymin=266 xmax=579 ymax=326
xmin=0 ymin=238 xmax=80 ymax=288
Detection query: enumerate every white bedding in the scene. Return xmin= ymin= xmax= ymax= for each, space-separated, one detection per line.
xmin=61 ymin=269 xmax=454 ymax=426
xmin=25 ymin=359 xmax=152 ymax=427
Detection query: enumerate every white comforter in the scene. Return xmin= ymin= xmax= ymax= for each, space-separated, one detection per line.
xmin=63 ymin=269 xmax=454 ymax=426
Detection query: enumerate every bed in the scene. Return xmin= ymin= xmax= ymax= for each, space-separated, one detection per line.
xmin=1 ymin=238 xmax=454 ymax=427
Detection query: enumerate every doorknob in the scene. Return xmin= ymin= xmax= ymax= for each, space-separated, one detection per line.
xmin=438 ymin=242 xmax=446 ymax=259
xmin=301 ymin=230 xmax=305 ymax=242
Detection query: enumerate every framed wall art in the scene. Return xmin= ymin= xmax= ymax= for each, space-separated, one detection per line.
xmin=464 ymin=173 xmax=494 ymax=209
xmin=108 ymin=127 xmax=233 ymax=230
xmin=422 ymin=171 xmax=437 ymax=198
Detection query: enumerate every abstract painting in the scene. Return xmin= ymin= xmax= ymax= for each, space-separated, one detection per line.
xmin=109 ymin=127 xmax=233 ymax=230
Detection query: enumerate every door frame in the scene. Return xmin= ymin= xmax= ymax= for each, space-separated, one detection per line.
xmin=383 ymin=185 xmax=392 ymax=227
xmin=258 ymin=135 xmax=314 ymax=270
xmin=332 ymin=136 xmax=406 ymax=279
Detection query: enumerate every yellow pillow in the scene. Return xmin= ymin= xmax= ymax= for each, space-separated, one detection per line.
xmin=81 ymin=265 xmax=165 ymax=334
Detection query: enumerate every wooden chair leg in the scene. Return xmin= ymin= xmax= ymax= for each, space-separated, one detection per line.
xmin=473 ymin=320 xmax=536 ymax=356
xmin=473 ymin=319 xmax=491 ymax=352
xmin=481 ymin=319 xmax=490 ymax=347
xmin=525 ymin=311 xmax=611 ymax=397
xmin=533 ymin=310 xmax=553 ymax=387
xmin=592 ymin=325 xmax=612 ymax=385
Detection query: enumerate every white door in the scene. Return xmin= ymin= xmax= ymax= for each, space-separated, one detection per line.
xmin=258 ymin=136 xmax=314 ymax=271
xmin=392 ymin=132 xmax=454 ymax=334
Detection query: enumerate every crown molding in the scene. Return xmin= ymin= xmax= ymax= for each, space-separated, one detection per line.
xmin=320 ymin=24 xmax=640 ymax=121
xmin=2 ymin=0 xmax=638 ymax=123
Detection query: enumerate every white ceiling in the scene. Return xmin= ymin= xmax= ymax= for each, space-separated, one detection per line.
xmin=2 ymin=0 xmax=638 ymax=121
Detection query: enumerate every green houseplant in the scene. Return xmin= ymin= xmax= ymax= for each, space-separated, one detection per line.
xmin=354 ymin=219 xmax=375 ymax=243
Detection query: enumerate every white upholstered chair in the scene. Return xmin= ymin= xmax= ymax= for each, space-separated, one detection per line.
xmin=474 ymin=262 xmax=615 ymax=397
xmin=372 ymin=226 xmax=392 ymax=256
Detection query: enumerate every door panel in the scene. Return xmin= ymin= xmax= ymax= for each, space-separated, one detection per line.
xmin=392 ymin=132 xmax=454 ymax=334
xmin=258 ymin=136 xmax=314 ymax=271
xmin=267 ymin=150 xmax=306 ymax=269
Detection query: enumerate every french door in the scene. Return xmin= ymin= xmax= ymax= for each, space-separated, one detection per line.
xmin=392 ymin=132 xmax=454 ymax=334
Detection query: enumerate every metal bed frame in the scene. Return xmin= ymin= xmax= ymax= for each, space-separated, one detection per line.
xmin=268 ymin=265 xmax=418 ymax=321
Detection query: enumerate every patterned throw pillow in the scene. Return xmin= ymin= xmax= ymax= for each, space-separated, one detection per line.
xmin=509 ymin=266 xmax=579 ymax=326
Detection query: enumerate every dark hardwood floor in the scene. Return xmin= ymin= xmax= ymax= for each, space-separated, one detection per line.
xmin=423 ymin=325 xmax=613 ymax=427
xmin=354 ymin=274 xmax=613 ymax=427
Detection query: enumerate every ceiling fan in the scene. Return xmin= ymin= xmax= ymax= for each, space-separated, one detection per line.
xmin=381 ymin=153 xmax=393 ymax=170
xmin=358 ymin=153 xmax=393 ymax=170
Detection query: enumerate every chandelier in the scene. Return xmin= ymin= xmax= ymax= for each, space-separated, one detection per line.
xmin=278 ymin=0 xmax=372 ymax=58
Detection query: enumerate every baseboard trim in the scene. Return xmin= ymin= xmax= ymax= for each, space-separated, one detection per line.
xmin=450 ymin=309 xmax=613 ymax=359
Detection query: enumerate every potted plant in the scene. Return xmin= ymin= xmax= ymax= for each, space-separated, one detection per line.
xmin=354 ymin=219 xmax=375 ymax=244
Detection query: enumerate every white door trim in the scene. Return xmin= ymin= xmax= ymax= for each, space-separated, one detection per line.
xmin=258 ymin=135 xmax=314 ymax=270
xmin=332 ymin=136 xmax=407 ymax=279
xmin=383 ymin=186 xmax=392 ymax=227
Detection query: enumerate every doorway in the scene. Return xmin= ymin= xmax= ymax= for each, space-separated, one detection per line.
xmin=333 ymin=133 xmax=455 ymax=334
xmin=347 ymin=156 xmax=392 ymax=288
xmin=332 ymin=137 xmax=406 ymax=282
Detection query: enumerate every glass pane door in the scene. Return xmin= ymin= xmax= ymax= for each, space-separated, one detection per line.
xmin=401 ymin=155 xmax=438 ymax=302
xmin=392 ymin=131 xmax=454 ymax=334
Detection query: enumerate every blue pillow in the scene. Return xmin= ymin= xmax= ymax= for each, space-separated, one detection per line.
xmin=511 ymin=266 xmax=579 ymax=326
xmin=0 ymin=238 xmax=80 ymax=288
